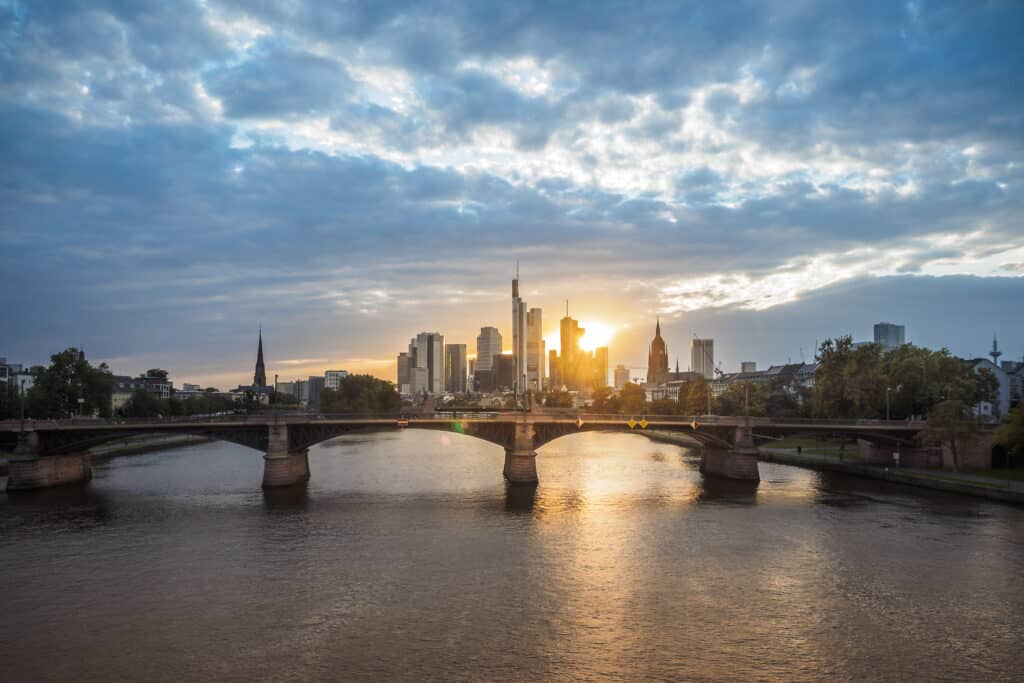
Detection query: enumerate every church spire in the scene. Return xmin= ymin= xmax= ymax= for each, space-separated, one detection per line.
xmin=254 ymin=327 xmax=267 ymax=388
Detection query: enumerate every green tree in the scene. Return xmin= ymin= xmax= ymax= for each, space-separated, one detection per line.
xmin=318 ymin=375 xmax=401 ymax=413
xmin=921 ymin=399 xmax=979 ymax=472
xmin=24 ymin=348 xmax=114 ymax=418
xmin=679 ymin=377 xmax=711 ymax=415
xmin=619 ymin=383 xmax=647 ymax=416
xmin=996 ymin=402 xmax=1024 ymax=463
xmin=590 ymin=386 xmax=620 ymax=413
xmin=543 ymin=390 xmax=574 ymax=408
xmin=143 ymin=369 xmax=169 ymax=380
xmin=119 ymin=389 xmax=162 ymax=418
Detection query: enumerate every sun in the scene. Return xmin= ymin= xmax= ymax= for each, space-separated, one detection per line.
xmin=578 ymin=320 xmax=614 ymax=352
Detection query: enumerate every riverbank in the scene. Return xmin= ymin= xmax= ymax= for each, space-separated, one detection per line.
xmin=640 ymin=430 xmax=1024 ymax=506
xmin=760 ymin=448 xmax=1024 ymax=505
xmin=0 ymin=433 xmax=211 ymax=476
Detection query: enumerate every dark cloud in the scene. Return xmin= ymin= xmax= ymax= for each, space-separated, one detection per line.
xmin=1 ymin=1 xmax=1023 ymax=381
xmin=204 ymin=44 xmax=352 ymax=117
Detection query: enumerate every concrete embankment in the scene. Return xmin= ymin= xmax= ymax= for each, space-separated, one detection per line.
xmin=761 ymin=448 xmax=1024 ymax=506
xmin=0 ymin=434 xmax=211 ymax=477
xmin=638 ymin=430 xmax=1024 ymax=506
xmin=87 ymin=434 xmax=211 ymax=460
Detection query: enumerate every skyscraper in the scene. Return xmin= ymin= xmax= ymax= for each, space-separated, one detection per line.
xmin=512 ymin=268 xmax=528 ymax=394
xmin=614 ymin=364 xmax=631 ymax=389
xmin=527 ymin=307 xmax=544 ymax=391
xmin=646 ymin=318 xmax=669 ymax=385
xmin=253 ymin=328 xmax=267 ymax=388
xmin=408 ymin=332 xmax=444 ymax=395
xmin=444 ymin=344 xmax=467 ymax=393
xmin=396 ymin=352 xmax=410 ymax=396
xmin=476 ymin=326 xmax=502 ymax=372
xmin=690 ymin=338 xmax=714 ymax=379
xmin=873 ymin=322 xmax=905 ymax=351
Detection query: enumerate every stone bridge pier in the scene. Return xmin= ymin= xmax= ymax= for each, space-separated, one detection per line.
xmin=262 ymin=423 xmax=310 ymax=488
xmin=503 ymin=421 xmax=539 ymax=486
xmin=698 ymin=424 xmax=760 ymax=482
xmin=6 ymin=430 xmax=93 ymax=492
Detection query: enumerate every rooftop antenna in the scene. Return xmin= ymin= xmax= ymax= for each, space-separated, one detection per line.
xmin=566 ymin=299 xmax=569 ymax=317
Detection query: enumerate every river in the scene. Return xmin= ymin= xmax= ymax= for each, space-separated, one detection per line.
xmin=1 ymin=431 xmax=1022 ymax=681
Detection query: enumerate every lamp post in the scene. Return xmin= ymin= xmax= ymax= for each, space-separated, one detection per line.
xmin=19 ymin=378 xmax=26 ymax=431
xmin=886 ymin=386 xmax=891 ymax=421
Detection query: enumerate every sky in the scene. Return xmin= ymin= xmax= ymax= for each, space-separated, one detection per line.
xmin=1 ymin=0 xmax=1022 ymax=389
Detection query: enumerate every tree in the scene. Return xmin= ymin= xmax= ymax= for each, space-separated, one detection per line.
xmin=142 ymin=369 xmax=168 ymax=380
xmin=590 ymin=386 xmax=620 ymax=413
xmin=543 ymin=390 xmax=574 ymax=408
xmin=619 ymin=383 xmax=647 ymax=415
xmin=318 ymin=375 xmax=401 ymax=413
xmin=921 ymin=399 xmax=979 ymax=472
xmin=24 ymin=348 xmax=113 ymax=418
xmin=996 ymin=402 xmax=1024 ymax=464
xmin=120 ymin=389 xmax=162 ymax=418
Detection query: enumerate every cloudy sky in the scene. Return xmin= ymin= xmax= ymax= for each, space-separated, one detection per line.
xmin=2 ymin=1 xmax=1022 ymax=388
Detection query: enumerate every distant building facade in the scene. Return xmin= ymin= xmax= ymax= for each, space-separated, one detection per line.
xmin=444 ymin=344 xmax=468 ymax=393
xmin=324 ymin=370 xmax=349 ymax=390
xmin=690 ymin=338 xmax=714 ymax=379
xmin=874 ymin=322 xmax=905 ymax=350
xmin=408 ymin=332 xmax=444 ymax=396
xmin=476 ymin=327 xmax=502 ymax=373
xmin=614 ymin=364 xmax=631 ymax=389
xmin=527 ymin=307 xmax=545 ymax=391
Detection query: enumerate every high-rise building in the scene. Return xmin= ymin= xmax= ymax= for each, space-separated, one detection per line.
xmin=396 ymin=352 xmax=410 ymax=396
xmin=548 ymin=349 xmax=561 ymax=389
xmin=593 ymin=346 xmax=609 ymax=388
xmin=646 ymin=318 xmax=669 ymax=385
xmin=253 ymin=328 xmax=267 ymax=388
xmin=614 ymin=364 xmax=631 ymax=389
xmin=408 ymin=332 xmax=444 ymax=395
xmin=476 ymin=326 xmax=502 ymax=372
xmin=527 ymin=307 xmax=545 ymax=391
xmin=495 ymin=354 xmax=517 ymax=390
xmin=444 ymin=344 xmax=467 ymax=393
xmin=324 ymin=369 xmax=348 ymax=390
xmin=690 ymin=338 xmax=714 ymax=379
xmin=306 ymin=376 xmax=325 ymax=405
xmin=873 ymin=322 xmax=905 ymax=351
xmin=512 ymin=268 xmax=529 ymax=394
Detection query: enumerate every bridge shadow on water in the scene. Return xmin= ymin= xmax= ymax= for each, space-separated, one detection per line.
xmin=503 ymin=483 xmax=538 ymax=513
xmin=261 ymin=484 xmax=310 ymax=512
xmin=2 ymin=481 xmax=115 ymax=529
xmin=695 ymin=477 xmax=760 ymax=505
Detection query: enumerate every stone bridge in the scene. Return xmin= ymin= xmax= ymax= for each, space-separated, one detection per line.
xmin=1 ymin=412 xmax=928 ymax=491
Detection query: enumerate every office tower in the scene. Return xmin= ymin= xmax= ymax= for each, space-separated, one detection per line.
xmin=690 ymin=338 xmax=714 ymax=379
xmin=306 ymin=376 xmax=325 ymax=405
xmin=495 ymin=354 xmax=517 ymax=390
xmin=873 ymin=322 xmax=905 ymax=351
xmin=476 ymin=326 xmax=502 ymax=372
xmin=593 ymin=346 xmax=609 ymax=388
xmin=614 ymin=364 xmax=630 ymax=389
xmin=646 ymin=318 xmax=669 ymax=385
xmin=559 ymin=307 xmax=585 ymax=389
xmin=444 ymin=344 xmax=467 ymax=393
xmin=548 ymin=349 xmax=561 ymax=390
xmin=324 ymin=369 xmax=348 ymax=390
xmin=408 ymin=332 xmax=444 ymax=395
xmin=396 ymin=352 xmax=410 ymax=395
xmin=527 ymin=307 xmax=544 ymax=391
xmin=512 ymin=268 xmax=528 ymax=394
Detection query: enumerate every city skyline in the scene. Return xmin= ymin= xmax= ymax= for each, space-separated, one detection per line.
xmin=2 ymin=2 xmax=1023 ymax=388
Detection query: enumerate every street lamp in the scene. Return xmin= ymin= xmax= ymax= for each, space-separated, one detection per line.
xmin=77 ymin=397 xmax=85 ymax=417
xmin=19 ymin=378 xmax=25 ymax=431
xmin=886 ymin=386 xmax=891 ymax=421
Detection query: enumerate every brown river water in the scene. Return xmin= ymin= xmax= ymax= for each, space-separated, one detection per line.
xmin=1 ymin=430 xmax=1022 ymax=681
